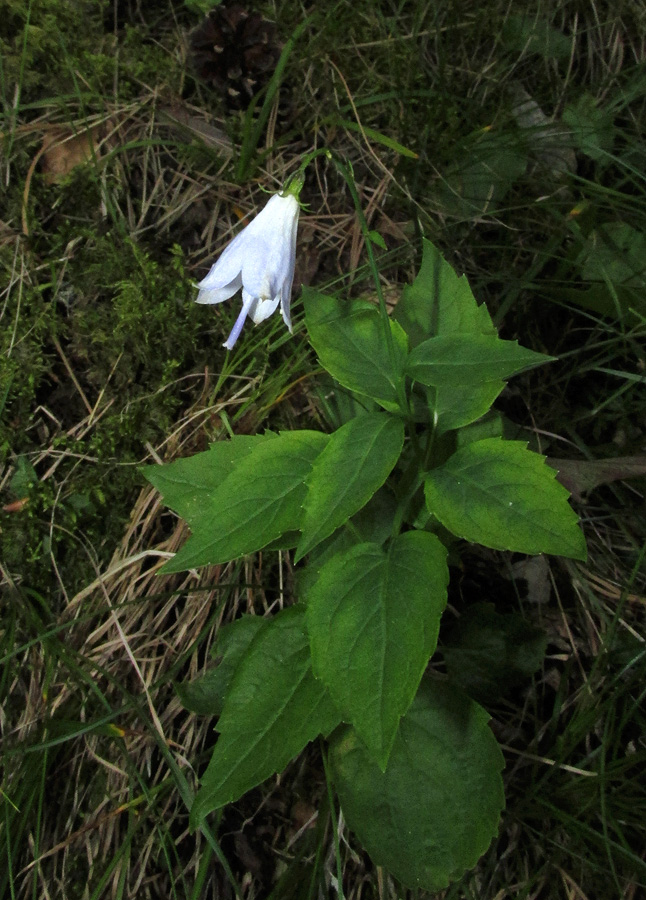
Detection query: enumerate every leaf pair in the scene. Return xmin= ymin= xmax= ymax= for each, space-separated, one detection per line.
xmin=144 ymin=411 xmax=405 ymax=572
xmin=305 ymin=239 xmax=553 ymax=432
xmin=145 ymin=431 xmax=327 ymax=572
xmin=406 ymin=331 xmax=551 ymax=431
xmin=187 ymin=610 xmax=505 ymax=894
xmin=188 ymin=527 xmax=449 ymax=821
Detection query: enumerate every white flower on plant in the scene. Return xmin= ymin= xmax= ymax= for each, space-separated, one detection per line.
xmin=196 ymin=185 xmax=302 ymax=350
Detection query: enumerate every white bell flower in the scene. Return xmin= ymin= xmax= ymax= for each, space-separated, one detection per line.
xmin=196 ymin=188 xmax=301 ymax=350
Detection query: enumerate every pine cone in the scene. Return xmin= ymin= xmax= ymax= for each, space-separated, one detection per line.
xmin=189 ymin=4 xmax=282 ymax=110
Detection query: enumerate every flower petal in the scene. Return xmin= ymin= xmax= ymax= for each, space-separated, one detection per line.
xmin=196 ymin=273 xmax=242 ymax=305
xmin=240 ymin=238 xmax=277 ymax=299
xmin=250 ymin=293 xmax=280 ymax=324
xmin=279 ymin=209 xmax=299 ymax=332
xmin=197 ymin=231 xmax=247 ymax=291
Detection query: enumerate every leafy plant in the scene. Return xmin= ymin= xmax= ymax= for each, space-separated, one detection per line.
xmin=144 ymin=238 xmax=586 ymax=891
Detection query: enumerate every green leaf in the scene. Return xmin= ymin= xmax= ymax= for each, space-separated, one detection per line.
xmin=407 ymin=333 xmax=554 ymax=386
xmin=142 ymin=434 xmax=276 ymax=524
xmin=430 ymin=380 xmax=506 ymax=432
xmin=394 ymin=242 xmax=511 ymax=430
xmin=190 ymin=607 xmax=341 ymax=827
xmin=410 ymin=331 xmax=553 ymax=432
xmin=367 ymin=229 xmax=387 ymax=249
xmin=437 ymin=134 xmax=527 ymax=218
xmin=331 ymin=118 xmax=419 ymax=159
xmin=329 ymin=678 xmax=505 ymax=891
xmin=296 ymin=413 xmax=404 ymax=561
xmin=175 ymin=669 xmax=229 ymax=717
xmin=154 ymin=431 xmax=328 ymax=573
xmin=393 ymin=239 xmax=495 ymax=349
xmin=305 ymin=532 xmax=449 ymax=769
xmin=578 ymin=222 xmax=646 ymax=286
xmin=303 ymin=288 xmax=408 ymax=411
xmin=424 ymin=438 xmax=587 ymax=559
xmin=175 ymin=616 xmax=266 ymax=716
xmin=502 ymin=14 xmax=572 ymax=59
xmin=444 ymin=603 xmax=548 ymax=703
xmin=563 ymin=94 xmax=615 ymax=161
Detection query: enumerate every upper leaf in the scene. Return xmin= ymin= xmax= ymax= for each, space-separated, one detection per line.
xmin=152 ymin=430 xmax=328 ymax=572
xmin=393 ymin=238 xmax=495 ymax=348
xmin=329 ymin=678 xmax=505 ymax=891
xmin=305 ymin=532 xmax=449 ymax=769
xmin=393 ymin=240 xmax=515 ymax=430
xmin=407 ymin=332 xmax=553 ymax=386
xmin=428 ymin=379 xmax=505 ymax=432
xmin=424 ymin=438 xmax=587 ymax=559
xmin=296 ymin=413 xmax=405 ymax=561
xmin=409 ymin=329 xmax=553 ymax=432
xmin=190 ymin=606 xmax=341 ymax=827
xmin=303 ymin=288 xmax=408 ymax=411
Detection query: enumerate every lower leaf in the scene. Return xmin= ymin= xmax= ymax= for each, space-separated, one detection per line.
xmin=190 ymin=606 xmax=341 ymax=828
xmin=306 ymin=532 xmax=449 ymax=769
xmin=329 ymin=678 xmax=505 ymax=891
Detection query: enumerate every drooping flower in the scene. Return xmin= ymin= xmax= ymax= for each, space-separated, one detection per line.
xmin=196 ymin=184 xmax=301 ymax=350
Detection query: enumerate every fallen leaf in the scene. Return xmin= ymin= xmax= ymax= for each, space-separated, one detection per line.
xmin=509 ymin=555 xmax=551 ymax=604
xmin=40 ymin=124 xmax=105 ymax=183
xmin=548 ymin=455 xmax=646 ymax=501
xmin=2 ymin=497 xmax=29 ymax=513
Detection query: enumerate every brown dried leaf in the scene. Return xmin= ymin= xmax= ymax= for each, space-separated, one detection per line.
xmin=548 ymin=455 xmax=646 ymax=501
xmin=40 ymin=124 xmax=104 ymax=183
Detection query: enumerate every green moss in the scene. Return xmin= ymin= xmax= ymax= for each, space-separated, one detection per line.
xmin=0 ymin=224 xmax=221 ymax=598
xmin=0 ymin=0 xmax=182 ymax=108
xmin=0 ymin=0 xmax=108 ymax=96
